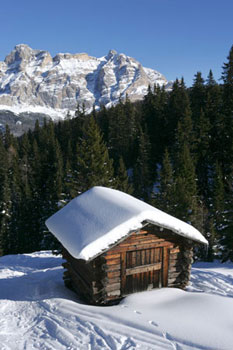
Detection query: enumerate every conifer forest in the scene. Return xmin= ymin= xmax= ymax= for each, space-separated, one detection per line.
xmin=0 ymin=46 xmax=232 ymax=261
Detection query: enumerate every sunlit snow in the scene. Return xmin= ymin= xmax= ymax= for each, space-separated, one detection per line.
xmin=0 ymin=251 xmax=232 ymax=350
xmin=46 ymin=187 xmax=208 ymax=261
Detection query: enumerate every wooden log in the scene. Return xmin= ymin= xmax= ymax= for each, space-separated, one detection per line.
xmin=105 ymin=282 xmax=121 ymax=293
xmin=168 ymin=271 xmax=182 ymax=279
xmin=102 ymin=277 xmax=121 ymax=285
xmin=107 ymin=290 xmax=121 ymax=297
xmin=169 ymin=260 xmax=181 ymax=267
xmin=106 ymin=258 xmax=121 ymax=265
xmin=168 ymin=265 xmax=183 ymax=273
xmin=68 ymin=263 xmax=93 ymax=292
xmin=102 ymin=264 xmax=121 ymax=272
xmin=106 ymin=270 xmax=121 ymax=279
xmin=170 ymin=247 xmax=180 ymax=254
xmin=104 ymin=253 xmax=121 ymax=260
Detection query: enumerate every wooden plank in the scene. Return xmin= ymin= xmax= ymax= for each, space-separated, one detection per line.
xmin=132 ymin=251 xmax=136 ymax=267
xmin=121 ymin=252 xmax=126 ymax=295
xmin=162 ymin=248 xmax=169 ymax=287
xmin=151 ymin=248 xmax=155 ymax=264
xmin=120 ymin=237 xmax=166 ymax=246
xmin=141 ymin=249 xmax=145 ymax=265
xmin=110 ymin=241 xmax=174 ymax=253
xmin=126 ymin=262 xmax=162 ymax=275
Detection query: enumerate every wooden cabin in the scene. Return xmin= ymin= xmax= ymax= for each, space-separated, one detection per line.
xmin=46 ymin=186 xmax=208 ymax=305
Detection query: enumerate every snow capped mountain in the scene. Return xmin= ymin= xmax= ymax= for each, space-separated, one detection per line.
xmin=0 ymin=44 xmax=172 ymax=119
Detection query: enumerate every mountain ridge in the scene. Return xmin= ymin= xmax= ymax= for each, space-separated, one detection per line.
xmin=0 ymin=44 xmax=172 ymax=119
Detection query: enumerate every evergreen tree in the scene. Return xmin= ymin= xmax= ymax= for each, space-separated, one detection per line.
xmin=195 ymin=109 xmax=211 ymax=198
xmin=166 ymin=78 xmax=191 ymax=148
xmin=115 ymin=157 xmax=133 ymax=194
xmin=133 ymin=128 xmax=153 ymax=200
xmin=205 ymin=72 xmax=223 ymax=166
xmin=76 ymin=116 xmax=115 ymax=193
xmin=173 ymin=143 xmax=201 ymax=229
xmin=222 ymin=45 xmax=233 ymax=116
xmin=206 ymin=69 xmax=216 ymax=86
xmin=0 ymin=137 xmax=11 ymax=255
xmin=190 ymin=71 xmax=206 ymax=123
xmin=155 ymin=149 xmax=175 ymax=214
xmin=143 ymin=85 xmax=168 ymax=164
xmin=108 ymin=99 xmax=137 ymax=167
xmin=220 ymin=46 xmax=233 ymax=178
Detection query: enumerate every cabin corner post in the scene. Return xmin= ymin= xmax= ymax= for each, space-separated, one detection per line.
xmin=178 ymin=242 xmax=194 ymax=289
xmin=167 ymin=239 xmax=194 ymax=289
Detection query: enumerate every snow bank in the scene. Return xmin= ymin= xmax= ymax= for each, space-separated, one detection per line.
xmin=0 ymin=252 xmax=232 ymax=350
xmin=46 ymin=186 xmax=208 ymax=261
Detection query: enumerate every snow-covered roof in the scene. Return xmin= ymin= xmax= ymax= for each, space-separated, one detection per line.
xmin=45 ymin=186 xmax=208 ymax=261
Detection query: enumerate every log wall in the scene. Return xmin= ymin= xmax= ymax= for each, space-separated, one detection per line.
xmin=62 ymin=225 xmax=194 ymax=305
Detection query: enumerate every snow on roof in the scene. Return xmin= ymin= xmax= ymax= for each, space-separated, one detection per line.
xmin=45 ymin=186 xmax=208 ymax=261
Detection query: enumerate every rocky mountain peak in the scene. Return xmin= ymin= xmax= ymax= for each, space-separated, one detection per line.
xmin=5 ymin=44 xmax=34 ymax=66
xmin=107 ymin=49 xmax=118 ymax=60
xmin=0 ymin=44 xmax=172 ymax=119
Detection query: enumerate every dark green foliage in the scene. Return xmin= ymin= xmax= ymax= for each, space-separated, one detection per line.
xmin=190 ymin=72 xmax=206 ymax=122
xmin=154 ymin=149 xmax=176 ymax=214
xmin=115 ymin=157 xmax=133 ymax=194
xmin=76 ymin=115 xmax=115 ymax=192
xmin=0 ymin=46 xmax=232 ymax=261
xmin=133 ymin=128 xmax=153 ymax=200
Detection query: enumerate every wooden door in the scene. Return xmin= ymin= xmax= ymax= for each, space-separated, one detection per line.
xmin=121 ymin=247 xmax=169 ymax=295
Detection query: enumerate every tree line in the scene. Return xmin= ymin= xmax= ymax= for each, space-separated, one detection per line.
xmin=0 ymin=46 xmax=232 ymax=261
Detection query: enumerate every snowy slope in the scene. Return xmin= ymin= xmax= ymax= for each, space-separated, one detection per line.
xmin=0 ymin=251 xmax=232 ymax=350
xmin=0 ymin=44 xmax=172 ymax=119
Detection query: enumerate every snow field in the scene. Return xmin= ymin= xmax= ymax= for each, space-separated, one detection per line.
xmin=0 ymin=251 xmax=232 ymax=350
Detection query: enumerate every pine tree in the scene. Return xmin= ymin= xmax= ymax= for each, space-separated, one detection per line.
xmin=190 ymin=71 xmax=206 ymax=123
xmin=221 ymin=205 xmax=233 ymax=262
xmin=155 ymin=149 xmax=176 ymax=214
xmin=76 ymin=116 xmax=115 ymax=193
xmin=108 ymin=99 xmax=137 ymax=167
xmin=173 ymin=143 xmax=201 ymax=229
xmin=0 ymin=136 xmax=11 ymax=255
xmin=143 ymin=85 xmax=168 ymax=164
xmin=195 ymin=109 xmax=211 ymax=198
xmin=133 ymin=128 xmax=153 ymax=200
xmin=205 ymin=71 xmax=223 ymax=166
xmin=115 ymin=157 xmax=133 ymax=194
xmin=211 ymin=162 xmax=225 ymax=242
xmin=220 ymin=46 xmax=233 ymax=178
xmin=166 ymin=78 xmax=191 ymax=148
xmin=206 ymin=69 xmax=216 ymax=86
xmin=222 ymin=45 xmax=233 ymax=116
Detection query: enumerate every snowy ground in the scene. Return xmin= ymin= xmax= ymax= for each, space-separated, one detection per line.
xmin=0 ymin=252 xmax=232 ymax=350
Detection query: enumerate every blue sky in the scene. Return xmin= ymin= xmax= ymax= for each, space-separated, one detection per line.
xmin=0 ymin=0 xmax=232 ymax=86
